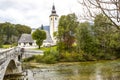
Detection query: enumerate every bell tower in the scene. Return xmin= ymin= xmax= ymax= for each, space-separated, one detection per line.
xmin=49 ymin=4 xmax=59 ymax=43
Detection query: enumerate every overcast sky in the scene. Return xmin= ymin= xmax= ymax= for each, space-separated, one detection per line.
xmin=0 ymin=0 xmax=82 ymax=28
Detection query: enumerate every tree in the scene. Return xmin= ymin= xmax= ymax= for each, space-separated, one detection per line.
xmin=57 ymin=13 xmax=78 ymax=51
xmin=0 ymin=23 xmax=4 ymax=46
xmin=0 ymin=37 xmax=3 ymax=47
xmin=15 ymin=24 xmax=32 ymax=37
xmin=93 ymin=13 xmax=120 ymax=55
xmin=32 ymin=29 xmax=46 ymax=49
xmin=0 ymin=22 xmax=32 ymax=45
xmin=76 ymin=22 xmax=97 ymax=55
xmin=0 ymin=22 xmax=18 ymax=44
xmin=79 ymin=0 xmax=120 ymax=29
xmin=41 ymin=24 xmax=44 ymax=30
xmin=75 ymin=14 xmax=120 ymax=60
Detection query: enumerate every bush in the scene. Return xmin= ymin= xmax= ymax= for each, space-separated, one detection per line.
xmin=42 ymin=48 xmax=59 ymax=64
xmin=83 ymin=53 xmax=97 ymax=61
xmin=23 ymin=55 xmax=36 ymax=62
xmin=60 ymin=51 xmax=84 ymax=62
xmin=35 ymin=55 xmax=43 ymax=63
xmin=60 ymin=52 xmax=73 ymax=62
xmin=42 ymin=55 xmax=57 ymax=64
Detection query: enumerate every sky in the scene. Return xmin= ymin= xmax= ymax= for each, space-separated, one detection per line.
xmin=0 ymin=0 xmax=83 ymax=28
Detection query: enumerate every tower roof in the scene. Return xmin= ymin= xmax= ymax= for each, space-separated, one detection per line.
xmin=50 ymin=4 xmax=58 ymax=17
xmin=52 ymin=5 xmax=56 ymax=13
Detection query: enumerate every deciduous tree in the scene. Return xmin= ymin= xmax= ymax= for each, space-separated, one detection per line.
xmin=79 ymin=0 xmax=120 ymax=29
xmin=15 ymin=24 xmax=32 ymax=37
xmin=32 ymin=29 xmax=46 ymax=49
xmin=76 ymin=22 xmax=97 ymax=55
xmin=57 ymin=13 xmax=78 ymax=51
xmin=93 ymin=14 xmax=120 ymax=55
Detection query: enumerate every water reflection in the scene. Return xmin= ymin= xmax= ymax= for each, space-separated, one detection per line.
xmin=4 ymin=60 xmax=120 ymax=80
xmin=32 ymin=61 xmax=120 ymax=80
xmin=3 ymin=75 xmax=24 ymax=80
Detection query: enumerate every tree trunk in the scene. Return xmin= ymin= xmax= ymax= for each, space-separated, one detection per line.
xmin=39 ymin=45 xmax=40 ymax=49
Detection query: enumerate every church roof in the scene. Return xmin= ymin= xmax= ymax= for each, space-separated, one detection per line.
xmin=18 ymin=34 xmax=34 ymax=43
xmin=50 ymin=13 xmax=58 ymax=17
xmin=43 ymin=26 xmax=50 ymax=33
xmin=39 ymin=25 xmax=53 ymax=43
xmin=49 ymin=4 xmax=58 ymax=17
xmin=43 ymin=30 xmax=53 ymax=43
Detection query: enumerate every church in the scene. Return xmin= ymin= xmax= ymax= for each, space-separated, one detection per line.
xmin=18 ymin=4 xmax=59 ymax=47
xmin=42 ymin=4 xmax=59 ymax=46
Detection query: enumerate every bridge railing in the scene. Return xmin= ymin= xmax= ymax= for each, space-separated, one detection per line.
xmin=0 ymin=47 xmax=21 ymax=65
xmin=0 ymin=47 xmax=22 ymax=80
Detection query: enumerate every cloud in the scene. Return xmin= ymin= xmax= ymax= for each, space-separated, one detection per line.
xmin=0 ymin=0 xmax=82 ymax=28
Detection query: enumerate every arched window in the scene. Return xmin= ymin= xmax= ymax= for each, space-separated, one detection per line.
xmin=55 ymin=17 xmax=57 ymax=20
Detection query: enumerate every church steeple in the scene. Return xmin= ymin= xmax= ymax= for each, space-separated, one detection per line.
xmin=52 ymin=5 xmax=56 ymax=13
xmin=50 ymin=4 xmax=58 ymax=17
xmin=49 ymin=4 xmax=59 ymax=44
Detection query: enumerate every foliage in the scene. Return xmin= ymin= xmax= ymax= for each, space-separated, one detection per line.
xmin=15 ymin=24 xmax=32 ymax=37
xmin=0 ymin=32 xmax=3 ymax=48
xmin=32 ymin=29 xmax=46 ymax=49
xmin=79 ymin=0 xmax=120 ymax=29
xmin=40 ymin=24 xmax=44 ymax=30
xmin=24 ymin=13 xmax=120 ymax=64
xmin=0 ymin=41 xmax=3 ymax=48
xmin=24 ymin=46 xmax=84 ymax=63
xmin=60 ymin=51 xmax=84 ymax=62
xmin=0 ymin=22 xmax=32 ymax=46
xmin=24 ymin=47 xmax=58 ymax=64
xmin=75 ymin=14 xmax=120 ymax=60
xmin=37 ymin=46 xmax=57 ymax=51
xmin=42 ymin=47 xmax=59 ymax=63
xmin=2 ymin=45 xmax=12 ymax=48
xmin=76 ymin=22 xmax=98 ymax=55
xmin=42 ymin=55 xmax=57 ymax=64
xmin=24 ymin=55 xmax=36 ymax=62
xmin=57 ymin=13 xmax=78 ymax=51
xmin=0 ymin=22 xmax=18 ymax=44
xmin=93 ymin=14 xmax=120 ymax=57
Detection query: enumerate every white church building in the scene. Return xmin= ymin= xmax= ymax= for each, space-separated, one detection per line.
xmin=18 ymin=4 xmax=59 ymax=47
xmin=42 ymin=4 xmax=59 ymax=46
xmin=49 ymin=4 xmax=59 ymax=44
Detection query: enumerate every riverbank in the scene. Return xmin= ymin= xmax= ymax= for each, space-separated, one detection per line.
xmin=23 ymin=58 xmax=120 ymax=68
xmin=26 ymin=45 xmax=120 ymax=64
xmin=23 ymin=59 xmax=120 ymax=80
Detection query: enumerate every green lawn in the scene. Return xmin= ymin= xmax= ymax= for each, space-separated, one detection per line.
xmin=35 ymin=46 xmax=57 ymax=51
xmin=2 ymin=45 xmax=12 ymax=48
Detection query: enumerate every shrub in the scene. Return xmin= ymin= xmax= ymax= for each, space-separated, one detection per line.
xmin=60 ymin=51 xmax=84 ymax=62
xmin=42 ymin=55 xmax=57 ymax=64
xmin=23 ymin=55 xmax=36 ymax=62
xmin=39 ymin=48 xmax=59 ymax=64
xmin=35 ymin=55 xmax=43 ymax=63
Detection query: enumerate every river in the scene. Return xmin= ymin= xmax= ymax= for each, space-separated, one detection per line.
xmin=4 ymin=59 xmax=120 ymax=80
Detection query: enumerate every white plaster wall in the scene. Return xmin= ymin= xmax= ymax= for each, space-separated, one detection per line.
xmin=49 ymin=15 xmax=59 ymax=44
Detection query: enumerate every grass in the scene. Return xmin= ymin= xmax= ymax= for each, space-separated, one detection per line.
xmin=2 ymin=44 xmax=12 ymax=48
xmin=24 ymin=45 xmax=120 ymax=64
xmin=24 ymin=46 xmax=58 ymax=64
xmin=35 ymin=46 xmax=57 ymax=51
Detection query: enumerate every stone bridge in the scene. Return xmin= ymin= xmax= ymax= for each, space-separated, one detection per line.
xmin=0 ymin=47 xmax=23 ymax=80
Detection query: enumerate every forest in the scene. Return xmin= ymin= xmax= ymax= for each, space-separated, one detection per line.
xmin=0 ymin=22 xmax=31 ymax=47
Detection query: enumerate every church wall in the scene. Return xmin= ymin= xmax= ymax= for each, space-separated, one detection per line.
xmin=49 ymin=16 xmax=59 ymax=44
xmin=18 ymin=42 xmax=36 ymax=47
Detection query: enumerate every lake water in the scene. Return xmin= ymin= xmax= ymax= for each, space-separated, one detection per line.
xmin=4 ymin=59 xmax=120 ymax=80
xmin=31 ymin=59 xmax=120 ymax=80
